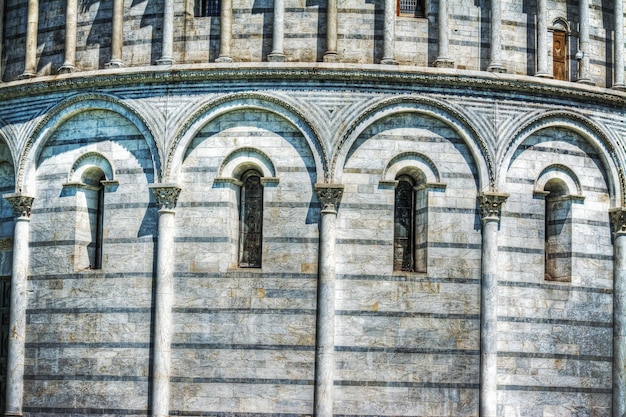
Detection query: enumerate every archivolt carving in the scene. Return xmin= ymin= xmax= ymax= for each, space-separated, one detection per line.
xmin=534 ymin=164 xmax=583 ymax=196
xmin=333 ymin=95 xmax=495 ymax=190
xmin=218 ymin=147 xmax=277 ymax=179
xmin=68 ymin=152 xmax=116 ymax=183
xmin=17 ymin=92 xmax=161 ymax=191
xmin=381 ymin=151 xmax=441 ymax=184
xmin=165 ymin=91 xmax=328 ymax=182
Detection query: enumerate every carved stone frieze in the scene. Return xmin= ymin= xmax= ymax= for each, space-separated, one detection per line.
xmin=150 ymin=185 xmax=181 ymax=211
xmin=478 ymin=192 xmax=509 ymax=219
xmin=315 ymin=184 xmax=344 ymax=211
xmin=4 ymin=194 xmax=35 ymax=218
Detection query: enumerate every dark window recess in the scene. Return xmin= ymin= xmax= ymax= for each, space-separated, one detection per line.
xmin=196 ymin=0 xmax=221 ymax=17
xmin=393 ymin=177 xmax=414 ymax=271
xmin=397 ymin=0 xmax=426 ymax=17
xmin=240 ymin=171 xmax=263 ymax=268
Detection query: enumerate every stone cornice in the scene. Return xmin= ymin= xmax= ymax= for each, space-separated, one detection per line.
xmin=1 ymin=64 xmax=625 ymax=108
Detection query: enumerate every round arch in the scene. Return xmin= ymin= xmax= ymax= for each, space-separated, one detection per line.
xmin=331 ymin=95 xmax=493 ymax=191
xmin=18 ymin=92 xmax=161 ymax=194
xmin=498 ymin=110 xmax=623 ymax=206
xmin=165 ymin=92 xmax=327 ymax=183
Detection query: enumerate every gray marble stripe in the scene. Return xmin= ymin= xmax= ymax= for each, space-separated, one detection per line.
xmin=498 ymin=385 xmax=611 ymax=394
xmin=28 ymin=272 xmax=153 ymax=281
xmin=26 ymin=342 xmax=151 ymax=349
xmin=334 ymin=381 xmax=479 ymax=388
xmin=23 ymin=407 xmax=147 ymax=415
xmin=170 ymin=412 xmax=306 ymax=417
xmin=336 ymin=238 xmax=391 ymax=246
xmin=498 ymin=280 xmax=612 ymax=294
xmin=175 ymin=272 xmax=316 ymax=279
xmin=173 ymin=308 xmax=316 ymax=315
xmin=335 ymin=346 xmax=479 ymax=355
xmin=27 ymin=307 xmax=150 ymax=315
xmin=24 ymin=375 xmax=148 ymax=382
xmin=498 ymin=351 xmax=611 ymax=362
xmin=174 ymin=237 xmax=229 ymax=243
xmin=170 ymin=377 xmax=313 ymax=385
xmin=171 ymin=343 xmax=314 ymax=351
xmin=265 ymin=237 xmax=319 ymax=243
xmin=499 ymin=246 xmax=543 ymax=254
xmin=498 ymin=316 xmax=611 ymax=328
xmin=337 ymin=274 xmax=480 ymax=284
xmin=336 ymin=310 xmax=479 ymax=320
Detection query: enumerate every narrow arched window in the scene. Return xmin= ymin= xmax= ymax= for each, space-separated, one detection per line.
xmin=394 ymin=175 xmax=415 ymax=271
xmin=93 ymin=174 xmax=105 ymax=269
xmin=544 ymin=179 xmax=572 ymax=281
xmin=553 ymin=29 xmax=567 ymax=81
xmin=239 ymin=170 xmax=263 ymax=268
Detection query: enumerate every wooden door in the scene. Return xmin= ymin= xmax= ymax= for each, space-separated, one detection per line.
xmin=553 ymin=31 xmax=567 ymax=80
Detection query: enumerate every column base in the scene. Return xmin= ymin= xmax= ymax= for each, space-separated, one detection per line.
xmin=434 ymin=58 xmax=454 ymax=68
xmin=613 ymin=83 xmax=626 ymax=91
xmin=576 ymin=78 xmax=595 ymax=85
xmin=381 ymin=58 xmax=398 ymax=65
xmin=18 ymin=71 xmax=36 ymax=80
xmin=268 ymin=53 xmax=286 ymax=62
xmin=156 ymin=57 xmax=176 ymax=66
xmin=487 ymin=63 xmax=507 ymax=73
xmin=535 ymin=72 xmax=552 ymax=78
xmin=105 ymin=60 xmax=126 ymax=69
xmin=58 ymin=64 xmax=78 ymax=74
xmin=323 ymin=52 xmax=339 ymax=63
xmin=216 ymin=56 xmax=233 ymax=63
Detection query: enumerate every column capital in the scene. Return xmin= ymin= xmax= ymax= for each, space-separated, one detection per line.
xmin=4 ymin=193 xmax=34 ymax=218
xmin=610 ymin=207 xmax=626 ymax=233
xmin=315 ymin=184 xmax=344 ymax=211
xmin=478 ymin=192 xmax=509 ymax=219
xmin=150 ymin=184 xmax=181 ymax=211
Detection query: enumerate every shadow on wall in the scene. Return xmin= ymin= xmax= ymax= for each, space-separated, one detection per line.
xmin=475 ymin=0 xmax=490 ymax=71
xmin=137 ymin=0 xmax=163 ymax=65
xmin=522 ymin=0 xmax=537 ymax=76
xmin=83 ymin=0 xmax=111 ymax=69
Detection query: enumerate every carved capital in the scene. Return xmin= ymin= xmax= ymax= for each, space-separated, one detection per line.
xmin=478 ymin=192 xmax=509 ymax=219
xmin=315 ymin=184 xmax=344 ymax=211
xmin=4 ymin=194 xmax=34 ymax=218
xmin=610 ymin=208 xmax=626 ymax=233
xmin=149 ymin=184 xmax=181 ymax=211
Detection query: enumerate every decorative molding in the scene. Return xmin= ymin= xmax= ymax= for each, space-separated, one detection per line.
xmin=315 ymin=184 xmax=344 ymax=211
xmin=478 ymin=192 xmax=509 ymax=219
xmin=149 ymin=184 xmax=181 ymax=211
xmin=4 ymin=193 xmax=35 ymax=218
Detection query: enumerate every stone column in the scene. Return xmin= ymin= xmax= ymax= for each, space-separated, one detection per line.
xmin=434 ymin=0 xmax=454 ymax=68
xmin=268 ymin=0 xmax=286 ymax=61
xmin=149 ymin=185 xmax=181 ymax=417
xmin=216 ymin=0 xmax=233 ymax=62
xmin=610 ymin=207 xmax=626 ymax=417
xmin=381 ymin=0 xmax=397 ymax=65
xmin=314 ymin=184 xmax=343 ymax=417
xmin=535 ymin=0 xmax=550 ymax=77
xmin=577 ymin=0 xmax=593 ymax=84
xmin=323 ymin=0 xmax=339 ymax=62
xmin=487 ymin=0 xmax=505 ymax=72
xmin=106 ymin=0 xmax=125 ymax=68
xmin=19 ymin=0 xmax=39 ymax=78
xmin=58 ymin=0 xmax=78 ymax=73
xmin=614 ymin=0 xmax=625 ymax=89
xmin=156 ymin=0 xmax=176 ymax=65
xmin=3 ymin=194 xmax=34 ymax=417
xmin=478 ymin=192 xmax=508 ymax=417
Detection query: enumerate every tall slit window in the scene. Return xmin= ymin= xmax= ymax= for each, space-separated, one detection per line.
xmin=544 ymin=179 xmax=572 ymax=282
xmin=394 ymin=176 xmax=415 ymax=271
xmin=239 ymin=170 xmax=263 ymax=268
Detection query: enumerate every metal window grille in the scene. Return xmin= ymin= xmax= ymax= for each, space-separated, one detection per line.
xmin=397 ymin=0 xmax=425 ymax=17
xmin=240 ymin=171 xmax=263 ymax=268
xmin=393 ymin=177 xmax=415 ymax=271
xmin=197 ymin=0 xmax=221 ymax=17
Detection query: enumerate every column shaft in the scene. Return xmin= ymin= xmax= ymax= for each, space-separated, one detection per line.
xmin=268 ymin=0 xmax=285 ymax=61
xmin=20 ymin=0 xmax=38 ymax=78
xmin=611 ymin=209 xmax=626 ymax=417
xmin=59 ymin=0 xmax=78 ymax=73
xmin=323 ymin=0 xmax=338 ymax=62
xmin=578 ymin=0 xmax=592 ymax=83
xmin=434 ymin=0 xmax=454 ymax=68
xmin=487 ymin=0 xmax=505 ymax=72
xmin=536 ymin=0 xmax=549 ymax=76
xmin=4 ymin=195 xmax=34 ymax=417
xmin=381 ymin=0 xmax=397 ymax=64
xmin=149 ymin=186 xmax=181 ymax=417
xmin=107 ymin=0 xmax=125 ymax=67
xmin=314 ymin=185 xmax=343 ymax=417
xmin=216 ymin=0 xmax=233 ymax=62
xmin=157 ymin=0 xmax=176 ymax=65
xmin=614 ymin=0 xmax=625 ymax=89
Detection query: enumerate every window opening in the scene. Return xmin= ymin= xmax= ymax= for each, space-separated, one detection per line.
xmin=239 ymin=170 xmax=263 ymax=268
xmin=553 ymin=30 xmax=568 ymax=81
xmin=394 ymin=176 xmax=415 ymax=271
xmin=196 ymin=0 xmax=221 ymax=17
xmin=397 ymin=0 xmax=426 ymax=17
xmin=93 ymin=175 xmax=105 ymax=269
xmin=544 ymin=179 xmax=572 ymax=281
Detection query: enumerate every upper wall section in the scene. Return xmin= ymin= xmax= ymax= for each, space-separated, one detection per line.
xmin=1 ymin=0 xmax=625 ymax=87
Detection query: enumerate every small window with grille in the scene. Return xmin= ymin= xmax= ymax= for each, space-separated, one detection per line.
xmin=397 ymin=0 xmax=426 ymax=17
xmin=196 ymin=0 xmax=221 ymax=17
